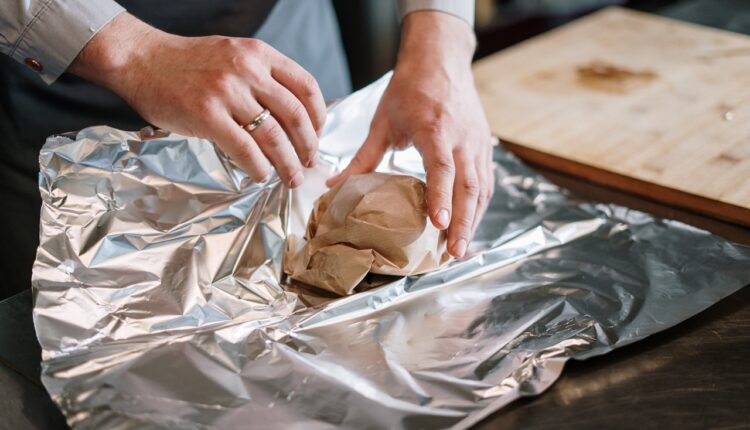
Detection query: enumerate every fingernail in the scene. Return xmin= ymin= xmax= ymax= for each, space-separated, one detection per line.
xmin=289 ymin=171 xmax=304 ymax=188
xmin=435 ymin=209 xmax=450 ymax=229
xmin=307 ymin=154 xmax=319 ymax=168
xmin=452 ymin=239 xmax=467 ymax=258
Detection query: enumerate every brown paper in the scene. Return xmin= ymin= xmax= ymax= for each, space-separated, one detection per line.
xmin=284 ymin=173 xmax=451 ymax=295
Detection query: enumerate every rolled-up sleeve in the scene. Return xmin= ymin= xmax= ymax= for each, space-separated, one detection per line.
xmin=397 ymin=0 xmax=474 ymax=27
xmin=0 ymin=0 xmax=124 ymax=83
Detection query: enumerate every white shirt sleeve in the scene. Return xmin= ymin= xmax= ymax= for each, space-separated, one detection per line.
xmin=0 ymin=0 xmax=125 ymax=84
xmin=397 ymin=0 xmax=475 ymax=27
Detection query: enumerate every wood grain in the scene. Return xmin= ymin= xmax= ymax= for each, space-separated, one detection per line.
xmin=473 ymin=7 xmax=750 ymax=226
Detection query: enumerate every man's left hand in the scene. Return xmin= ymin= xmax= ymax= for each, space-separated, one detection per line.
xmin=327 ymin=11 xmax=494 ymax=258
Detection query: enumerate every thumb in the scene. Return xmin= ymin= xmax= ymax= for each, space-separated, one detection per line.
xmin=326 ymin=120 xmax=389 ymax=187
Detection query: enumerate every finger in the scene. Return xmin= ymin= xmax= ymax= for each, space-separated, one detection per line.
xmin=471 ymin=147 xmax=492 ymax=237
xmin=448 ymin=151 xmax=479 ymax=258
xmin=250 ymin=114 xmax=306 ymax=188
xmin=421 ymin=141 xmax=455 ymax=230
xmin=483 ymin=147 xmax=496 ymax=224
xmin=325 ymin=118 xmax=389 ymax=187
xmin=487 ymin=145 xmax=496 ymax=202
xmin=268 ymin=50 xmax=327 ymax=134
xmin=208 ymin=113 xmax=271 ymax=183
xmin=255 ymin=81 xmax=319 ymax=168
xmin=234 ymin=94 xmax=305 ymax=188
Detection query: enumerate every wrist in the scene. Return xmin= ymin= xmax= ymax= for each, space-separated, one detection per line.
xmin=69 ymin=13 xmax=164 ymax=95
xmin=397 ymin=11 xmax=476 ymax=76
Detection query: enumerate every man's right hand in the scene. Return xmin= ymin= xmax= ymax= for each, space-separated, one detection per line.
xmin=69 ymin=13 xmax=326 ymax=188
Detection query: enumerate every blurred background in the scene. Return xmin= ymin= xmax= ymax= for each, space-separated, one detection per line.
xmin=333 ymin=0 xmax=750 ymax=89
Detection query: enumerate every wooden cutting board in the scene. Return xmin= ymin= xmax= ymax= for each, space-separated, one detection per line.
xmin=473 ymin=7 xmax=750 ymax=226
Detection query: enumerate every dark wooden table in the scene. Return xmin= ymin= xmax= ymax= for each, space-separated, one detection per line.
xmin=1 ymin=163 xmax=748 ymax=430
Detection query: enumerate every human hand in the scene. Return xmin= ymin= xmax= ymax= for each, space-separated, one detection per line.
xmin=70 ymin=13 xmax=326 ymax=187
xmin=327 ymin=12 xmax=494 ymax=258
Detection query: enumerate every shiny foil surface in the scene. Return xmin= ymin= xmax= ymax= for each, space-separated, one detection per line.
xmin=33 ymin=74 xmax=750 ymax=429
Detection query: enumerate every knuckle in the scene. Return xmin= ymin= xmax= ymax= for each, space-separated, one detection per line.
xmin=221 ymin=38 xmax=270 ymax=76
xmin=222 ymin=38 xmax=249 ymax=60
xmin=252 ymin=166 xmax=270 ymax=182
xmin=267 ymin=123 xmax=288 ymax=144
xmin=303 ymin=136 xmax=318 ymax=153
xmin=461 ymin=179 xmax=480 ymax=197
xmin=216 ymin=36 xmax=236 ymax=50
xmin=426 ymin=183 xmax=451 ymax=201
xmin=487 ymin=174 xmax=496 ymax=196
xmin=284 ymin=100 xmax=308 ymax=129
xmin=278 ymin=165 xmax=300 ymax=180
xmin=257 ymin=124 xmax=287 ymax=148
xmin=236 ymin=55 xmax=261 ymax=77
xmin=419 ymin=118 xmax=449 ymax=141
xmin=430 ymin=154 xmax=454 ymax=174
xmin=454 ymin=215 xmax=474 ymax=231
xmin=231 ymin=142 xmax=255 ymax=165
xmin=481 ymin=187 xmax=493 ymax=203
xmin=244 ymin=38 xmax=268 ymax=54
xmin=299 ymin=73 xmax=320 ymax=98
xmin=296 ymin=141 xmax=315 ymax=162
xmin=477 ymin=187 xmax=492 ymax=207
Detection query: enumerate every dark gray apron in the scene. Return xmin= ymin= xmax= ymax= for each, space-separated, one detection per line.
xmin=0 ymin=0 xmax=351 ymax=298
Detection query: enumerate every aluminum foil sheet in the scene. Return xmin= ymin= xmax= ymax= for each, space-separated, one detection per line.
xmin=33 ymin=73 xmax=750 ymax=429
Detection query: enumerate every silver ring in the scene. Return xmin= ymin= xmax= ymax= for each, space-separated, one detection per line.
xmin=243 ymin=108 xmax=271 ymax=133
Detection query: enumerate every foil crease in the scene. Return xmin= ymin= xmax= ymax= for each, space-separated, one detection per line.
xmin=33 ymin=73 xmax=750 ymax=429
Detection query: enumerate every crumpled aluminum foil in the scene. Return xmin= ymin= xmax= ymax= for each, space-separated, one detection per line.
xmin=33 ymin=73 xmax=750 ymax=429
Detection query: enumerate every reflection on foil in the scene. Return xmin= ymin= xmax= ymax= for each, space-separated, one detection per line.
xmin=33 ymin=73 xmax=750 ymax=429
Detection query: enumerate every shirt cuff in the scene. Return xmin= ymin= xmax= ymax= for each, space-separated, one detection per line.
xmin=9 ymin=0 xmax=125 ymax=84
xmin=397 ymin=0 xmax=475 ymax=27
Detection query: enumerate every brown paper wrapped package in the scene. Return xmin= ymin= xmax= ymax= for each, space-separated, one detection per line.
xmin=284 ymin=173 xmax=451 ymax=295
